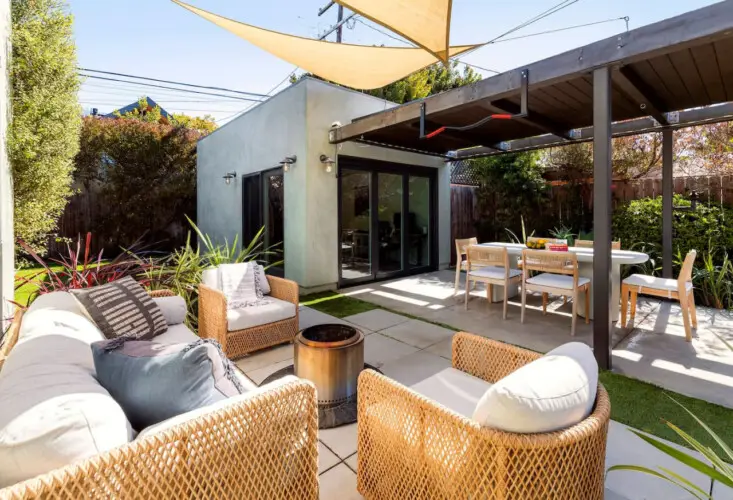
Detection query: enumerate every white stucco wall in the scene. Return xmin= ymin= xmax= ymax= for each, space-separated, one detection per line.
xmin=0 ymin=0 xmax=11 ymax=326
xmin=196 ymin=82 xmax=308 ymax=284
xmin=196 ymin=77 xmax=451 ymax=291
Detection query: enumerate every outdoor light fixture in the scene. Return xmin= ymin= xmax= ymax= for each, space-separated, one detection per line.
xmin=319 ymin=154 xmax=336 ymax=173
xmin=279 ymin=155 xmax=297 ymax=172
xmin=223 ymin=171 xmax=237 ymax=184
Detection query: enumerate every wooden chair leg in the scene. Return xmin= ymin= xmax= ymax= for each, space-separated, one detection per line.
xmin=464 ymin=276 xmax=470 ymax=310
xmin=521 ymin=283 xmax=527 ymax=324
xmin=542 ymin=292 xmax=548 ymax=315
xmin=571 ymin=290 xmax=578 ymax=336
xmin=620 ymin=284 xmax=629 ymax=328
xmin=679 ymin=293 xmax=692 ymax=342
xmin=487 ymin=284 xmax=494 ymax=303
xmin=584 ymin=286 xmax=590 ymax=324
xmin=454 ymin=261 xmax=461 ymax=295
xmin=563 ymin=296 xmax=567 ymax=306
xmin=503 ymin=282 xmax=509 ymax=320
xmin=689 ymin=290 xmax=698 ymax=328
xmin=630 ymin=290 xmax=638 ymax=323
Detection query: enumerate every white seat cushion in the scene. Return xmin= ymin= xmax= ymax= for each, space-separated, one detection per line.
xmin=409 ymin=368 xmax=492 ymax=418
xmin=623 ymin=274 xmax=692 ymax=293
xmin=0 ymin=292 xmax=132 ymax=487
xmin=526 ymin=273 xmax=590 ymax=290
xmin=226 ymin=297 xmax=296 ymax=331
xmin=473 ymin=342 xmax=598 ymax=433
xmin=468 ymin=267 xmax=521 ymax=280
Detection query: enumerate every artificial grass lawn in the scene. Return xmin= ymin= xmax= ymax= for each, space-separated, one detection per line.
xmin=302 ymin=290 xmax=733 ymax=452
xmin=14 ymin=266 xmax=65 ymax=307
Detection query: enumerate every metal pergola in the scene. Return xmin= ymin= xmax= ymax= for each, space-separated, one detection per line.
xmin=328 ymin=0 xmax=733 ymax=369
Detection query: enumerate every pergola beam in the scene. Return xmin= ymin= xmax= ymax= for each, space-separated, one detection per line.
xmin=454 ymin=101 xmax=733 ymax=159
xmin=615 ymin=66 xmax=670 ymax=126
xmin=329 ymin=1 xmax=733 ymax=145
xmin=485 ymin=99 xmax=574 ymax=140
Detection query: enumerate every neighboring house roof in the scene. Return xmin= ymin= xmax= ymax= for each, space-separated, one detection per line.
xmin=450 ymin=161 xmax=481 ymax=186
xmin=105 ymin=97 xmax=170 ymax=119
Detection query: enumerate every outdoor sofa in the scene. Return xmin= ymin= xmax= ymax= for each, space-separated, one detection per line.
xmin=0 ymin=289 xmax=318 ymax=500
xmin=198 ymin=268 xmax=299 ymax=359
xmin=357 ymin=332 xmax=611 ymax=500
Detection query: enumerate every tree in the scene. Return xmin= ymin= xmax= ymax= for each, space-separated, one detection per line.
xmin=74 ymin=116 xmax=202 ymax=254
xmin=10 ymin=0 xmax=81 ymax=252
xmin=115 ymin=97 xmax=218 ymax=134
xmin=675 ymin=122 xmax=733 ymax=175
xmin=291 ymin=61 xmax=481 ymax=104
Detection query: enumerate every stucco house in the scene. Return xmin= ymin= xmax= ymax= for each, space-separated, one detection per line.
xmin=196 ymin=77 xmax=451 ymax=293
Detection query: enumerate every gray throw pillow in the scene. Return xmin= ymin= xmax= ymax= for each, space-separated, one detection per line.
xmin=91 ymin=338 xmax=245 ymax=430
xmin=72 ymin=276 xmax=167 ymax=340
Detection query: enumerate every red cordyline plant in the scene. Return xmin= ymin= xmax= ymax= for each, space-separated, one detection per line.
xmin=14 ymin=233 xmax=153 ymax=308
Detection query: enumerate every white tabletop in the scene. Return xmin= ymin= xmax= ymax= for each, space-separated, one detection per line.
xmin=478 ymin=242 xmax=649 ymax=265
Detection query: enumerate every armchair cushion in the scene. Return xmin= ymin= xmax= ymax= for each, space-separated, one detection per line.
xmin=473 ymin=342 xmax=598 ymax=433
xmin=409 ymin=368 xmax=492 ymax=418
xmin=227 ymin=297 xmax=296 ymax=331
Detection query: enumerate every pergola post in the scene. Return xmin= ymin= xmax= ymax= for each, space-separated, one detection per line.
xmin=592 ymin=67 xmax=612 ymax=371
xmin=662 ymin=128 xmax=674 ymax=278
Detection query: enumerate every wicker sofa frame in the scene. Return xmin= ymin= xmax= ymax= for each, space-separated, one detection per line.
xmin=0 ymin=290 xmax=318 ymax=500
xmin=357 ymin=332 xmax=611 ymax=500
xmin=198 ymin=275 xmax=299 ymax=360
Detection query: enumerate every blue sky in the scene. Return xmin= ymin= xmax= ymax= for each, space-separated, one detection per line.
xmin=72 ymin=0 xmax=720 ymax=123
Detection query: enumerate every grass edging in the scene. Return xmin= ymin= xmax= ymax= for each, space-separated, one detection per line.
xmin=301 ymin=290 xmax=733 ymax=452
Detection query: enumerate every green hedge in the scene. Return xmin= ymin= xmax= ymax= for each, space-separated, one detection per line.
xmin=612 ymin=195 xmax=733 ymax=261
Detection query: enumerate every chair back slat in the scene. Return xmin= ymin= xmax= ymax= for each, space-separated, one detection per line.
xmin=678 ymin=250 xmax=697 ymax=286
xmin=455 ymin=237 xmax=478 ymax=258
xmin=574 ymin=240 xmax=622 ymax=250
xmin=467 ymin=245 xmax=508 ymax=270
xmin=521 ymin=249 xmax=578 ymax=276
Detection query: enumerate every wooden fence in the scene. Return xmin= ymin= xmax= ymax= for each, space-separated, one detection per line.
xmin=450 ymin=174 xmax=733 ymax=265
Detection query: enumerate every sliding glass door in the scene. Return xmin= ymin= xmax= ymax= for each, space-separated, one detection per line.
xmin=242 ymin=168 xmax=284 ymax=276
xmin=338 ymin=157 xmax=437 ymax=286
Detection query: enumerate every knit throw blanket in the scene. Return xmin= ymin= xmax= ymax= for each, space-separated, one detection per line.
xmin=219 ymin=262 xmax=271 ymax=309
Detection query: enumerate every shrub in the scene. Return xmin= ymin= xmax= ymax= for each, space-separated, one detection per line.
xmin=612 ymin=195 xmax=733 ymax=264
xmin=10 ymin=0 xmax=81 ymax=252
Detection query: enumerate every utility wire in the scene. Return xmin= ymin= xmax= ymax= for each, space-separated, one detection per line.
xmin=79 ymin=68 xmax=268 ymax=98
xmin=79 ymin=74 xmax=264 ymax=103
xmin=217 ymin=67 xmax=300 ymax=123
xmin=80 ymin=82 xmax=248 ymax=102
xmin=490 ymin=16 xmax=630 ymax=44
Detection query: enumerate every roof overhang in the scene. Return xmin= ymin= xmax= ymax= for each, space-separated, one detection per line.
xmin=329 ymin=0 xmax=733 ymax=159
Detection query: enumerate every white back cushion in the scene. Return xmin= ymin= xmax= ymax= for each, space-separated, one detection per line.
xmin=473 ymin=342 xmax=598 ymax=433
xmin=152 ymin=295 xmax=187 ymax=326
xmin=202 ymin=268 xmax=220 ymax=290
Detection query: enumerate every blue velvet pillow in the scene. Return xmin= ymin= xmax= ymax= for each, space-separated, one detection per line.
xmin=91 ymin=338 xmax=245 ymax=430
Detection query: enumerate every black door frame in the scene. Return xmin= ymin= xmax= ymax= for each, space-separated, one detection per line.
xmin=241 ymin=167 xmax=285 ymax=277
xmin=337 ymin=155 xmax=439 ymax=287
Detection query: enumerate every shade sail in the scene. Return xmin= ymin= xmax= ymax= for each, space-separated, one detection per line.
xmin=172 ymin=0 xmax=479 ymax=90
xmin=335 ymin=0 xmax=453 ymax=64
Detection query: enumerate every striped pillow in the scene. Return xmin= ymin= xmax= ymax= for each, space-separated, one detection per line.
xmin=71 ymin=277 xmax=168 ymax=340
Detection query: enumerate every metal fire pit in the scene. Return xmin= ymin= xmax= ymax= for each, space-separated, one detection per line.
xmin=294 ymin=324 xmax=364 ymax=405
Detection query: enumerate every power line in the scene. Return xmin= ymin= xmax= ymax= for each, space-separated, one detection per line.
xmin=80 ymin=82 xmax=246 ymax=102
xmin=78 ymin=74 xmax=264 ymax=103
xmin=79 ymin=68 xmax=268 ymax=98
xmin=490 ymin=16 xmax=630 ymax=44
xmin=218 ymin=67 xmax=300 ymax=123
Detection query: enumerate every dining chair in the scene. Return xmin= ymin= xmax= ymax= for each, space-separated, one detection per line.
xmin=454 ymin=237 xmax=478 ymax=294
xmin=521 ymin=249 xmax=590 ymax=336
xmin=465 ymin=245 xmax=522 ymax=319
xmin=575 ymin=239 xmax=622 ymax=250
xmin=621 ymin=250 xmax=697 ymax=341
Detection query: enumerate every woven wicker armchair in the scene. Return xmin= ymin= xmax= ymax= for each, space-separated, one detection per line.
xmin=198 ymin=275 xmax=299 ymax=359
xmin=357 ymin=332 xmax=610 ymax=500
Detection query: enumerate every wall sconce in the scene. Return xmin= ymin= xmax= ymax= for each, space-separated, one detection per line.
xmin=319 ymin=154 xmax=336 ymax=173
xmin=223 ymin=171 xmax=237 ymax=185
xmin=279 ymin=155 xmax=297 ymax=172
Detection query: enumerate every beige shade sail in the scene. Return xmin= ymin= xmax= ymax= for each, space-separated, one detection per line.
xmin=172 ymin=0 xmax=479 ymax=90
xmin=335 ymin=0 xmax=454 ymax=64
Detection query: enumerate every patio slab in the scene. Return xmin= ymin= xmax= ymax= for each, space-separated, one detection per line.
xmin=377 ymin=318 xmax=455 ymax=349
xmin=362 ymin=332 xmax=420 ymax=368
xmin=342 ymin=269 xmax=733 ymax=407
xmin=318 ymin=463 xmax=362 ymax=500
xmin=343 ymin=309 xmax=410 ymax=332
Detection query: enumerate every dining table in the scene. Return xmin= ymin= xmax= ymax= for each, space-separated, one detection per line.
xmin=478 ymin=242 xmax=649 ymax=321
